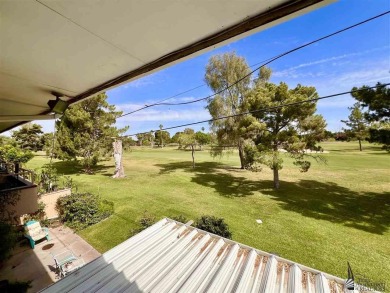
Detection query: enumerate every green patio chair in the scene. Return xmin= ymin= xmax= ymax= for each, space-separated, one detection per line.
xmin=24 ymin=220 xmax=50 ymax=248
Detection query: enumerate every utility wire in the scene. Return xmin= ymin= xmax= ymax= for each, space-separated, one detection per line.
xmin=118 ymin=55 xmax=279 ymax=118
xmin=122 ymin=83 xmax=390 ymax=138
xmin=118 ymin=10 xmax=389 ymax=117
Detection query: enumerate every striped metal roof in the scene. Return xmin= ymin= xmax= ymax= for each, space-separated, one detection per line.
xmin=41 ymin=218 xmax=346 ymax=293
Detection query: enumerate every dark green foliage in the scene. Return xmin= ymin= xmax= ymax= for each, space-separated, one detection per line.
xmin=55 ymin=93 xmax=128 ymax=173
xmin=195 ymin=131 xmax=211 ymax=149
xmin=341 ymin=103 xmax=368 ymax=151
xmin=368 ymin=128 xmax=390 ymax=152
xmin=242 ymin=67 xmax=327 ymax=188
xmin=195 ymin=215 xmax=232 ymax=239
xmin=1 ymin=280 xmax=32 ymax=293
xmin=56 ymin=193 xmax=114 ymax=230
xmin=171 ymin=132 xmax=183 ymax=144
xmin=0 ymin=221 xmax=17 ymax=262
xmin=334 ymin=132 xmax=349 ymax=141
xmin=129 ymin=211 xmax=157 ymax=237
xmin=12 ymin=123 xmax=43 ymax=151
xmin=171 ymin=214 xmax=188 ymax=223
xmin=136 ymin=132 xmax=154 ymax=146
xmin=351 ymin=82 xmax=390 ymax=122
xmin=121 ymin=137 xmax=137 ymax=151
xmin=0 ymin=190 xmax=21 ymax=222
xmin=351 ymin=83 xmax=390 ymax=151
xmin=155 ymin=130 xmax=170 ymax=147
xmin=139 ymin=211 xmax=156 ymax=229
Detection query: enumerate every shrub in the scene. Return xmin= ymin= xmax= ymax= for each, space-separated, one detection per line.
xmin=195 ymin=215 xmax=232 ymax=239
xmin=128 ymin=211 xmax=156 ymax=237
xmin=56 ymin=193 xmax=114 ymax=230
xmin=139 ymin=211 xmax=156 ymax=229
xmin=171 ymin=214 xmax=188 ymax=223
xmin=0 ymin=221 xmax=17 ymax=262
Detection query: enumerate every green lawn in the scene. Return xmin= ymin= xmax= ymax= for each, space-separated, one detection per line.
xmin=27 ymin=141 xmax=390 ymax=285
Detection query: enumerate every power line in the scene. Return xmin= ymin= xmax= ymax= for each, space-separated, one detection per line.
xmin=122 ymin=83 xmax=390 ymax=138
xmin=118 ymin=56 xmax=281 ymax=118
xmin=118 ymin=10 xmax=389 ymax=118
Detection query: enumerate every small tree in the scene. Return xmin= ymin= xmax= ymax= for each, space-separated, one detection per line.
xmin=243 ymin=68 xmax=326 ymax=189
xmin=341 ymin=103 xmax=368 ymax=151
xmin=178 ymin=128 xmax=197 ymax=168
xmin=205 ymin=52 xmax=252 ymax=169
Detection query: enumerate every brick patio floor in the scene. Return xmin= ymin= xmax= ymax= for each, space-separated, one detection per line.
xmin=0 ymin=225 xmax=101 ymax=293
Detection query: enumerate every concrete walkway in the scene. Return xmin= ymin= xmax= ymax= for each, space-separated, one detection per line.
xmin=0 ymin=226 xmax=100 ymax=293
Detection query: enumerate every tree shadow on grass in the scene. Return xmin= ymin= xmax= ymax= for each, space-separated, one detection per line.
xmin=51 ymin=160 xmax=112 ymax=175
xmin=156 ymin=161 xmax=390 ymax=235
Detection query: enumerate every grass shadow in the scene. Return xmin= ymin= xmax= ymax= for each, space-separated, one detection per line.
xmin=51 ymin=160 xmax=112 ymax=175
xmin=156 ymin=161 xmax=390 ymax=235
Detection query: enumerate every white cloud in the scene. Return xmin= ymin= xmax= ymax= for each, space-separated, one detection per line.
xmin=273 ymin=46 xmax=390 ymax=78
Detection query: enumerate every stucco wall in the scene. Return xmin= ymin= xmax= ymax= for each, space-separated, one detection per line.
xmin=4 ymin=185 xmax=39 ymax=225
xmin=40 ymin=188 xmax=71 ymax=219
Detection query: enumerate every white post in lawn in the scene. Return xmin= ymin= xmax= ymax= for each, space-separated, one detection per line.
xmin=112 ymin=139 xmax=125 ymax=178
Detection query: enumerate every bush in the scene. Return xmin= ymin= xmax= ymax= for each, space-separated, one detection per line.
xmin=171 ymin=214 xmax=188 ymax=223
xmin=128 ymin=211 xmax=156 ymax=237
xmin=0 ymin=221 xmax=17 ymax=262
xmin=139 ymin=211 xmax=156 ymax=229
xmin=195 ymin=215 xmax=232 ymax=239
xmin=56 ymin=193 xmax=114 ymax=230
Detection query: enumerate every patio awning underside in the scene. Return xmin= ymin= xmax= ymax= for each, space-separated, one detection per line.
xmin=0 ymin=0 xmax=331 ymax=133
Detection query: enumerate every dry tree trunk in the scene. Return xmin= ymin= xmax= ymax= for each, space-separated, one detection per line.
xmin=112 ymin=140 xmax=125 ymax=178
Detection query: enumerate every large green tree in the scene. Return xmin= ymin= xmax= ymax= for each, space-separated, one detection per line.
xmin=242 ymin=68 xmax=326 ymax=189
xmin=55 ymin=93 xmax=127 ymax=173
xmin=351 ymin=83 xmax=390 ymax=151
xmin=205 ymin=52 xmax=251 ymax=168
xmin=341 ymin=103 xmax=368 ymax=151
xmin=12 ymin=123 xmax=43 ymax=151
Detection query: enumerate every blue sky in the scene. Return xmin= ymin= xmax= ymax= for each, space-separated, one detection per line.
xmin=13 ymin=0 xmax=390 ymax=136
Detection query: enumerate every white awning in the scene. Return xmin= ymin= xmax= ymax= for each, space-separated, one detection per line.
xmin=0 ymin=0 xmax=332 ymax=133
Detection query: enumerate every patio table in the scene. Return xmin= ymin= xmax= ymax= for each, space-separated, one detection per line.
xmin=52 ymin=250 xmax=84 ymax=277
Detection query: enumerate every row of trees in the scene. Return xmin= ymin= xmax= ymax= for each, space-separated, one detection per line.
xmin=0 ymin=123 xmax=51 ymax=152
xmin=135 ymin=127 xmax=213 ymax=148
